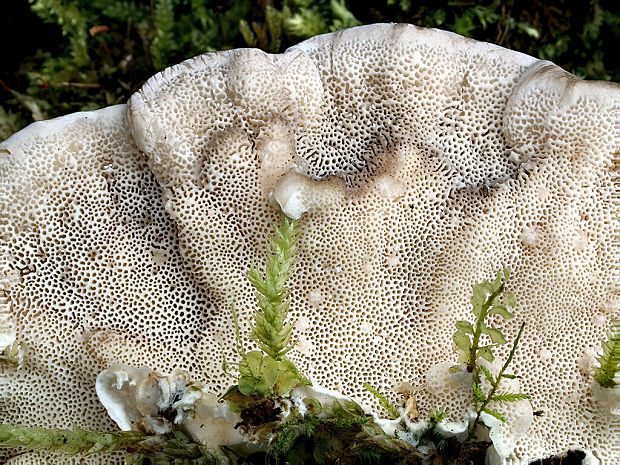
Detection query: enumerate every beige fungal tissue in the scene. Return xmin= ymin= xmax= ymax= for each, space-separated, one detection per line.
xmin=1 ymin=24 xmax=619 ymax=464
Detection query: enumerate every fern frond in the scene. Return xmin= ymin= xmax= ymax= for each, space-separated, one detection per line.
xmin=502 ymin=321 xmax=525 ymax=373
xmin=239 ymin=19 xmax=257 ymax=47
xmin=454 ymin=268 xmax=513 ymax=373
xmin=248 ymin=215 xmax=299 ymax=360
xmin=466 ymin=321 xmax=528 ymax=441
xmin=594 ymin=320 xmax=620 ymax=388
xmin=472 ymin=375 xmax=485 ymax=405
xmin=265 ymin=6 xmax=284 ymax=52
xmin=363 ymin=382 xmax=400 ymax=419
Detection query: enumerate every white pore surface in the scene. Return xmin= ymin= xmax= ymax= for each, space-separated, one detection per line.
xmin=1 ymin=24 xmax=619 ymax=464
xmin=0 ymin=105 xmax=215 ymax=464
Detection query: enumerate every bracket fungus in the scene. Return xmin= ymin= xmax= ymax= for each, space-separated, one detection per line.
xmin=0 ymin=24 xmax=618 ymax=464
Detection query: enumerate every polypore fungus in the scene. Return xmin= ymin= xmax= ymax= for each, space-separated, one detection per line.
xmin=0 ymin=105 xmax=217 ymax=464
xmin=1 ymin=24 xmax=618 ymax=463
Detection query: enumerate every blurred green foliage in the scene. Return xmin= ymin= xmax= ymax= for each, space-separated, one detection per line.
xmin=1 ymin=0 xmax=618 ymax=140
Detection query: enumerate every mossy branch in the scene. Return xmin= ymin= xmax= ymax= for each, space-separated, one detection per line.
xmin=247 ymin=214 xmax=299 ymax=361
xmin=224 ymin=214 xmax=310 ymax=400
xmin=271 ymin=399 xmax=423 ymax=463
xmin=0 ymin=425 xmax=145 ymax=456
xmin=0 ymin=425 xmax=241 ymax=464
xmin=594 ymin=319 xmax=619 ymax=388
xmin=151 ymin=0 xmax=176 ymax=70
xmin=29 ymin=0 xmax=91 ymax=65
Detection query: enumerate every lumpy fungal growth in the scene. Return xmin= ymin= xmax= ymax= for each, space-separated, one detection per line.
xmin=0 ymin=24 xmax=618 ymax=464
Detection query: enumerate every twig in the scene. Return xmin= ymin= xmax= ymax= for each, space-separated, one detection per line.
xmin=55 ymin=82 xmax=101 ymax=88
xmin=150 ymin=0 xmax=157 ymax=38
xmin=0 ymin=79 xmax=27 ymax=112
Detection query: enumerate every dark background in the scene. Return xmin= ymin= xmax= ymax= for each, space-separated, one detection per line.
xmin=1 ymin=1 xmax=618 ymax=140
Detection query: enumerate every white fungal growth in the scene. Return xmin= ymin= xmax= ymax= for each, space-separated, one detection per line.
xmin=179 ymin=391 xmax=245 ymax=449
xmin=577 ymin=347 xmax=598 ymax=375
xmin=361 ymin=258 xmax=375 ymax=274
xmin=537 ymin=348 xmax=553 ymax=362
xmin=295 ymin=334 xmax=314 ymax=356
xmin=375 ymin=173 xmax=405 ymax=201
xmin=0 ymin=271 xmax=17 ymax=355
xmin=96 ymin=365 xmax=245 ymax=448
xmin=306 ymin=289 xmax=324 ymax=309
xmin=95 ymin=365 xmax=161 ymax=432
xmin=271 ymin=170 xmax=346 ymax=220
xmin=295 ymin=316 xmax=311 ymax=332
xmin=573 ymin=230 xmax=589 ymax=251
xmin=520 ymin=225 xmax=541 ymax=247
xmin=591 ymin=381 xmax=620 ymax=417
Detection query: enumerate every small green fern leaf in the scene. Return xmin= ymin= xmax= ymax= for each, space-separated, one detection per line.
xmin=472 ymin=376 xmax=485 ymax=405
xmin=490 ymin=393 xmax=531 ymax=403
xmin=363 ymin=382 xmax=400 ymax=419
xmin=479 ymin=365 xmax=495 ymax=385
xmin=482 ymin=408 xmax=506 ymax=423
xmin=460 ymin=268 xmax=514 ymax=372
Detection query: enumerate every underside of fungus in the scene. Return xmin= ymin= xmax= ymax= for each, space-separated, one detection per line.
xmin=0 ymin=24 xmax=618 ymax=464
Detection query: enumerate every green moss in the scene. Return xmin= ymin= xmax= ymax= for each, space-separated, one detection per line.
xmin=594 ymin=320 xmax=619 ymax=388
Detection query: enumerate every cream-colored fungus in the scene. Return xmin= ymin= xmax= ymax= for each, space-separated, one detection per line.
xmin=1 ymin=24 xmax=618 ymax=463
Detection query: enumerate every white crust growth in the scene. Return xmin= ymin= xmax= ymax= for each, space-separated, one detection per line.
xmin=1 ymin=24 xmax=618 ymax=463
